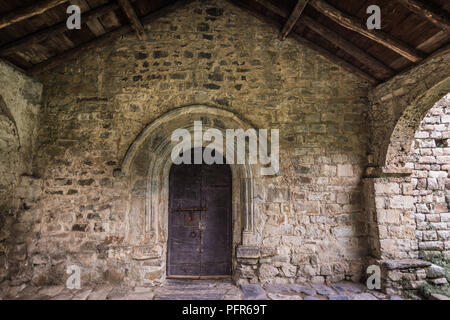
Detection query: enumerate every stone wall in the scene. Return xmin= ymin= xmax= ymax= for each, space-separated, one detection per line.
xmin=363 ymin=176 xmax=417 ymax=261
xmin=0 ymin=60 xmax=43 ymax=283
xmin=368 ymin=51 xmax=450 ymax=171
xmin=364 ymin=48 xmax=450 ymax=264
xmin=22 ymin=0 xmax=372 ymax=286
xmin=407 ymin=94 xmax=450 ymax=257
xmin=0 ymin=60 xmax=42 ymax=211
xmin=381 ymin=259 xmax=447 ymax=296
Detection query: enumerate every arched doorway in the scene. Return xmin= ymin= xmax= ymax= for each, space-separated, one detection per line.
xmin=122 ymin=105 xmax=263 ymax=284
xmin=167 ymin=148 xmax=232 ymax=278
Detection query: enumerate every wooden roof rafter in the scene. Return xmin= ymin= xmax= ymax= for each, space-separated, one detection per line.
xmin=238 ymin=0 xmax=379 ymax=85
xmin=254 ymin=0 xmax=386 ymax=83
xmin=394 ymin=0 xmax=450 ymax=32
xmin=0 ymin=2 xmax=121 ymax=56
xmin=0 ymin=0 xmax=68 ymax=30
xmin=279 ymin=0 xmax=309 ymax=41
xmin=308 ymin=0 xmax=426 ymax=62
xmin=25 ymin=0 xmax=187 ymax=75
xmin=0 ymin=0 xmax=446 ymax=87
xmin=117 ymin=0 xmax=147 ymax=40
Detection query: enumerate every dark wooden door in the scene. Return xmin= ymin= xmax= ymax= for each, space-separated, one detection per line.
xmin=167 ymin=152 xmax=232 ymax=278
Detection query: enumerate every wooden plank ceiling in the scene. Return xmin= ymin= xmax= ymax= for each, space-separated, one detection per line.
xmin=0 ymin=0 xmax=448 ymax=85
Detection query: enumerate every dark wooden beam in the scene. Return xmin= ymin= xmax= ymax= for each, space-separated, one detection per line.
xmin=309 ymin=0 xmax=425 ymax=62
xmin=395 ymin=0 xmax=450 ymax=32
xmin=233 ymin=0 xmax=378 ymax=85
xmin=386 ymin=43 xmax=450 ymax=84
xmin=390 ymin=30 xmax=449 ymax=69
xmin=26 ymin=0 xmax=192 ymax=75
xmin=117 ymin=0 xmax=146 ymax=40
xmin=255 ymin=0 xmax=286 ymax=17
xmin=256 ymin=0 xmax=391 ymax=79
xmin=290 ymin=34 xmax=378 ymax=85
xmin=27 ymin=24 xmax=133 ymax=75
xmin=0 ymin=0 xmax=68 ymax=30
xmin=301 ymin=15 xmax=394 ymax=78
xmin=0 ymin=3 xmax=120 ymax=56
xmin=279 ymin=0 xmax=309 ymax=40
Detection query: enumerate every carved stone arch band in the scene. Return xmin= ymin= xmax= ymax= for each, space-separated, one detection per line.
xmin=121 ymin=105 xmax=264 ymax=249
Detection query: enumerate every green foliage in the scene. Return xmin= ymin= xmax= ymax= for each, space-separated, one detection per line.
xmin=418 ymin=283 xmax=433 ymax=298
xmin=423 ymin=253 xmax=450 ymax=282
xmin=417 ymin=253 xmax=450 ymax=299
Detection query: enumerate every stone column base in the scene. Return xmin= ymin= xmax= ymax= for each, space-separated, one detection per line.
xmin=234 ymin=245 xmax=260 ymax=284
xmin=380 ymin=259 xmax=448 ymax=296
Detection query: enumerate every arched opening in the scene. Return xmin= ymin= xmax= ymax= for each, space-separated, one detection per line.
xmin=384 ymin=78 xmax=450 ymax=171
xmin=121 ymin=105 xmax=264 ymax=284
xmin=406 ymin=93 xmax=450 ymax=258
xmin=167 ymin=148 xmax=232 ymax=278
xmin=0 ymin=95 xmax=20 ymax=212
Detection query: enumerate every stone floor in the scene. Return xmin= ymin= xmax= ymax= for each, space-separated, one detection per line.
xmin=0 ymin=279 xmax=404 ymax=300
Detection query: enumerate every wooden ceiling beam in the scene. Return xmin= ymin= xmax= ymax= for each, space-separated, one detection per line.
xmin=301 ymin=15 xmax=394 ymax=78
xmin=291 ymin=34 xmax=379 ymax=85
xmin=241 ymin=0 xmax=378 ymax=84
xmin=309 ymin=0 xmax=425 ymax=62
xmin=387 ymin=43 xmax=450 ymax=83
xmin=117 ymin=0 xmax=147 ymax=40
xmin=0 ymin=3 xmax=120 ymax=56
xmin=0 ymin=0 xmax=68 ymax=30
xmin=279 ymin=0 xmax=309 ymax=40
xmin=256 ymin=0 xmax=392 ymax=79
xmin=26 ymin=0 xmax=189 ymax=75
xmin=255 ymin=0 xmax=286 ymax=17
xmin=27 ymin=24 xmax=133 ymax=75
xmin=395 ymin=0 xmax=450 ymax=32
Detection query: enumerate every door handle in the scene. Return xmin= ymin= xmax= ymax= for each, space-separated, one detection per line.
xmin=190 ymin=231 xmax=197 ymax=238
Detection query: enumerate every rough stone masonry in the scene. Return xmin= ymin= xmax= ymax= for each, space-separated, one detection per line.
xmin=0 ymin=0 xmax=448 ymax=297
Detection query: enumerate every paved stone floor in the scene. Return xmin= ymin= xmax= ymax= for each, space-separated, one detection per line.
xmin=0 ymin=280 xmax=404 ymax=300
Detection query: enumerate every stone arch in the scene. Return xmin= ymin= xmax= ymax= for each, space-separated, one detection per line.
xmin=405 ymin=93 xmax=450 ymax=257
xmin=363 ymin=69 xmax=450 ymax=263
xmin=0 ymin=95 xmax=20 ymax=211
xmin=121 ymin=105 xmax=265 ymax=265
xmin=0 ymin=95 xmax=17 ymax=132
xmin=384 ymin=77 xmax=450 ymax=171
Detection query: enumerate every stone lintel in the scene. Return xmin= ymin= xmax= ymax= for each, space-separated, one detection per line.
xmin=364 ymin=166 xmax=412 ymax=178
xmin=236 ymin=245 xmax=260 ymax=259
xmin=430 ymin=293 xmax=450 ymax=300
xmin=382 ymin=259 xmax=431 ymax=270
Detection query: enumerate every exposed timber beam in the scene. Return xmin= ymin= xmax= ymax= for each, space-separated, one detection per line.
xmin=290 ymin=34 xmax=379 ymax=85
xmin=388 ymin=43 xmax=450 ymax=83
xmin=117 ymin=0 xmax=147 ymax=40
xmin=26 ymin=0 xmax=190 ymax=75
xmin=255 ymin=0 xmax=285 ymax=17
xmin=0 ymin=0 xmax=68 ymax=30
xmin=301 ymin=15 xmax=394 ymax=78
xmin=309 ymin=0 xmax=425 ymax=62
xmin=279 ymin=0 xmax=309 ymax=40
xmin=395 ymin=0 xmax=450 ymax=32
xmin=256 ymin=0 xmax=391 ymax=79
xmin=0 ymin=3 xmax=120 ymax=56
xmin=234 ymin=0 xmax=378 ymax=84
xmin=27 ymin=24 xmax=132 ymax=75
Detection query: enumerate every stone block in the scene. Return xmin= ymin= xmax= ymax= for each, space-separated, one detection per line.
xmin=236 ymin=246 xmax=260 ymax=259
xmin=383 ymin=259 xmax=431 ymax=270
xmin=240 ymin=284 xmax=267 ymax=300
xmin=426 ymin=264 xmax=446 ymax=279
xmin=337 ymin=164 xmax=353 ymax=177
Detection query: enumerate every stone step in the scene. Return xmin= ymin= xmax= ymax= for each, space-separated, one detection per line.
xmin=154 ymin=293 xmax=225 ymax=300
xmin=429 ymin=293 xmax=450 ymax=300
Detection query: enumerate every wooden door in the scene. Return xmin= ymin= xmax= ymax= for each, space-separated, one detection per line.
xmin=167 ymin=152 xmax=232 ymax=278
